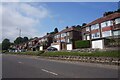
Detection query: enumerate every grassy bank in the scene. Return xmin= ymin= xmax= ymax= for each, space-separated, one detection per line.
xmin=41 ymin=51 xmax=119 ymax=58
xmin=5 ymin=50 xmax=119 ymax=58
xmin=6 ymin=51 xmax=44 ymax=56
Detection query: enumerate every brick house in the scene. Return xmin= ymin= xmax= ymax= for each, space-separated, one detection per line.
xmin=51 ymin=27 xmax=82 ymax=51
xmin=81 ymin=13 xmax=120 ymax=49
xmin=38 ymin=34 xmax=54 ymax=51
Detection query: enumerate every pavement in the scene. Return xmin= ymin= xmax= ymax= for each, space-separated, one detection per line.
xmin=2 ymin=54 xmax=119 ymax=78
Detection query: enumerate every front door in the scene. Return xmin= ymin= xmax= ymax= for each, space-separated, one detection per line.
xmin=61 ymin=42 xmax=67 ymax=50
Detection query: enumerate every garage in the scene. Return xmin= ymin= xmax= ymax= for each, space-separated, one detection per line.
xmin=51 ymin=44 xmax=60 ymax=51
xmin=92 ymin=39 xmax=104 ymax=49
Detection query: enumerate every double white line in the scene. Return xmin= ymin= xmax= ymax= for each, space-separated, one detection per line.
xmin=41 ymin=69 xmax=58 ymax=76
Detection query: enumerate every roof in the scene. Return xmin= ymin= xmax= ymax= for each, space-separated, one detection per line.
xmin=55 ymin=27 xmax=80 ymax=35
xmin=83 ymin=12 xmax=120 ymax=28
xmin=41 ymin=34 xmax=53 ymax=39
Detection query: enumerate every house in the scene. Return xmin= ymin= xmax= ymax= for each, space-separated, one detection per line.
xmin=81 ymin=12 xmax=120 ymax=49
xmin=51 ymin=27 xmax=82 ymax=51
xmin=27 ymin=37 xmax=40 ymax=51
xmin=38 ymin=34 xmax=54 ymax=51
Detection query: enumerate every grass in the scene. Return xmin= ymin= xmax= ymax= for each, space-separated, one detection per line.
xmin=41 ymin=51 xmax=119 ymax=58
xmin=6 ymin=50 xmax=119 ymax=58
xmin=6 ymin=51 xmax=44 ymax=56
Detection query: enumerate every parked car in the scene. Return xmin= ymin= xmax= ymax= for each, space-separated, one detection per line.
xmin=47 ymin=47 xmax=58 ymax=51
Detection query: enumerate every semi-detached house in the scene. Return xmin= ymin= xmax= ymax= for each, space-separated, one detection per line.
xmin=81 ymin=13 xmax=120 ymax=49
xmin=51 ymin=27 xmax=82 ymax=51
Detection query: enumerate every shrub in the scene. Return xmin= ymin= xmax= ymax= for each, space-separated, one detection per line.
xmin=75 ymin=40 xmax=90 ymax=48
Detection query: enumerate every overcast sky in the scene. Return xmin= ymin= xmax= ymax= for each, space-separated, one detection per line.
xmin=0 ymin=1 xmax=118 ymax=42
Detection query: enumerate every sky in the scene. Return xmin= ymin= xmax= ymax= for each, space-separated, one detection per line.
xmin=0 ymin=1 xmax=119 ymax=42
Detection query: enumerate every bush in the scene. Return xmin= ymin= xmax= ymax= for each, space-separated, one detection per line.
xmin=75 ymin=40 xmax=90 ymax=48
xmin=2 ymin=50 xmax=8 ymax=53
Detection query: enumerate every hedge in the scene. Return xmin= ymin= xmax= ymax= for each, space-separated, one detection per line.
xmin=75 ymin=40 xmax=90 ymax=48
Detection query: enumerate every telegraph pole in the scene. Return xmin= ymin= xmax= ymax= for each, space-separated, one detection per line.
xmin=17 ymin=28 xmax=21 ymax=37
xmin=19 ymin=29 xmax=21 ymax=37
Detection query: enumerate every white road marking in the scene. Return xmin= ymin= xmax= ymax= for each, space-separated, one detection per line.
xmin=41 ymin=69 xmax=58 ymax=76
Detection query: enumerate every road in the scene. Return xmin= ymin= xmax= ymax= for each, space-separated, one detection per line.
xmin=2 ymin=54 xmax=118 ymax=78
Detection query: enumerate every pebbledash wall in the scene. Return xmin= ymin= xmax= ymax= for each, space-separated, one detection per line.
xmin=81 ymin=13 xmax=120 ymax=49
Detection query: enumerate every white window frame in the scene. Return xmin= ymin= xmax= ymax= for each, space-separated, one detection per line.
xmin=86 ymin=27 xmax=90 ymax=31
xmin=101 ymin=20 xmax=113 ymax=28
xmin=91 ymin=24 xmax=99 ymax=30
xmin=113 ymin=30 xmax=120 ymax=36
xmin=102 ymin=30 xmax=112 ymax=37
xmin=91 ymin=32 xmax=100 ymax=39
xmin=115 ymin=18 xmax=120 ymax=24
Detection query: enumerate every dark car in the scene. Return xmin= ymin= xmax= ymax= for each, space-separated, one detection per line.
xmin=47 ymin=47 xmax=58 ymax=51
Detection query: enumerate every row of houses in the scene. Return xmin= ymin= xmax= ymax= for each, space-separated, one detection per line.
xmin=10 ymin=12 xmax=120 ymax=52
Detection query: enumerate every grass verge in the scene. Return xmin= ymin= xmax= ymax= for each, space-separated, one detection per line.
xmin=5 ymin=50 xmax=119 ymax=58
xmin=41 ymin=51 xmax=119 ymax=58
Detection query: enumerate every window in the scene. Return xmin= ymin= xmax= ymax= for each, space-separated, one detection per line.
xmin=115 ymin=18 xmax=120 ymax=24
xmin=113 ymin=30 xmax=120 ymax=36
xmin=91 ymin=32 xmax=100 ymax=39
xmin=86 ymin=27 xmax=90 ymax=31
xmin=91 ymin=24 xmax=99 ymax=30
xmin=67 ymin=38 xmax=70 ymax=43
xmin=67 ymin=32 xmax=70 ymax=36
xmin=57 ymin=40 xmax=60 ymax=42
xmin=83 ymin=35 xmax=86 ymax=40
xmin=55 ymin=35 xmax=60 ymax=38
xmin=61 ymin=33 xmax=66 ymax=37
xmin=102 ymin=30 xmax=112 ymax=37
xmin=101 ymin=21 xmax=113 ymax=28
xmin=61 ymin=39 xmax=65 ymax=42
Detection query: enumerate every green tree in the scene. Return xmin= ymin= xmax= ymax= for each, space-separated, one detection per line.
xmin=23 ymin=37 xmax=29 ymax=42
xmin=14 ymin=37 xmax=23 ymax=44
xmin=82 ymin=23 xmax=87 ymax=26
xmin=54 ymin=28 xmax=59 ymax=33
xmin=66 ymin=26 xmax=69 ymax=29
xmin=2 ymin=39 xmax=11 ymax=50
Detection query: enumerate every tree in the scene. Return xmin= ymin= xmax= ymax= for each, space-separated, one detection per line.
xmin=23 ymin=37 xmax=28 ymax=42
xmin=14 ymin=37 xmax=23 ymax=44
xmin=103 ymin=11 xmax=114 ymax=16
xmin=54 ymin=28 xmax=59 ymax=33
xmin=66 ymin=26 xmax=69 ymax=29
xmin=82 ymin=23 xmax=87 ymax=26
xmin=2 ymin=39 xmax=11 ymax=50
xmin=76 ymin=25 xmax=82 ymax=30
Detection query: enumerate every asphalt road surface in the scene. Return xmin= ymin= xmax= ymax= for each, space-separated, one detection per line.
xmin=2 ymin=54 xmax=119 ymax=78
